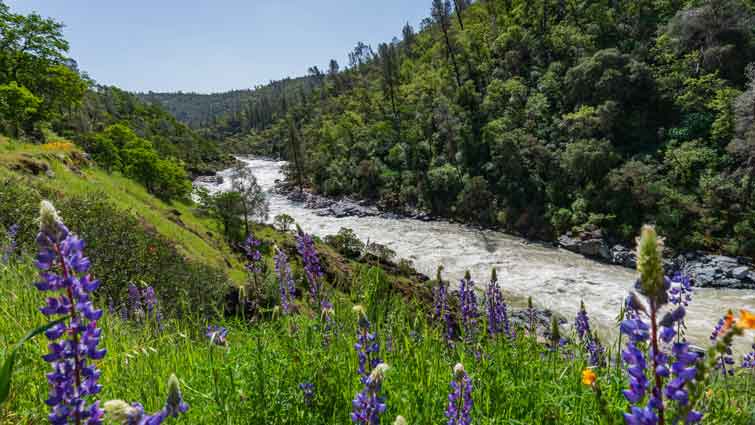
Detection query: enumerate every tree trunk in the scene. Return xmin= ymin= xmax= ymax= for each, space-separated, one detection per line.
xmin=441 ymin=25 xmax=463 ymax=88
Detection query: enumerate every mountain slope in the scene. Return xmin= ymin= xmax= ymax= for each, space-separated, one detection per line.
xmin=164 ymin=0 xmax=755 ymax=258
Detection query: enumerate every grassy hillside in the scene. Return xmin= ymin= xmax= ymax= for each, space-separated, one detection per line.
xmin=0 ymin=136 xmax=245 ymax=280
xmin=2 ymin=241 xmax=755 ymax=424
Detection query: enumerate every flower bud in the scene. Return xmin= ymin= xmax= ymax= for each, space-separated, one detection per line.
xmin=636 ymin=225 xmax=666 ymax=304
xmin=393 ymin=415 xmax=408 ymax=425
xmin=165 ymin=374 xmax=189 ymax=416
xmin=103 ymin=400 xmax=138 ymax=423
xmin=453 ymin=362 xmax=466 ymax=379
xmin=370 ymin=363 xmax=389 ymax=383
xmin=38 ymin=200 xmax=64 ymax=239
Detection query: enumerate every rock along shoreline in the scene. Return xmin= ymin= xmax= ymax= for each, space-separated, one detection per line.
xmin=558 ymin=231 xmax=755 ymax=290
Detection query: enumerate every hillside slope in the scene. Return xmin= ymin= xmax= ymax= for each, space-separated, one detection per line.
xmin=160 ymin=0 xmax=755 ymax=259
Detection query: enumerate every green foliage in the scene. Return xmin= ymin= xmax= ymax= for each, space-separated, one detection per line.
xmin=0 ymin=319 xmax=63 ymax=405
xmin=191 ymin=0 xmax=754 ymax=255
xmin=324 ymin=227 xmax=365 ymax=259
xmin=0 ymin=172 xmax=230 ymax=319
xmin=0 ymin=82 xmax=41 ymax=137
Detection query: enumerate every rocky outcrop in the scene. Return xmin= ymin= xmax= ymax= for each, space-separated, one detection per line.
xmin=680 ymin=254 xmax=754 ymax=289
xmin=558 ymin=232 xmax=755 ymax=289
xmin=194 ymin=174 xmax=224 ymax=185
xmin=558 ymin=229 xmax=611 ymax=261
xmin=278 ymin=185 xmax=436 ymax=221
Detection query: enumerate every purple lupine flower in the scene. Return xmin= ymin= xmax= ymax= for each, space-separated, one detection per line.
xmin=206 ymin=325 xmax=228 ymax=346
xmin=710 ymin=312 xmax=735 ymax=376
xmin=321 ymin=300 xmax=336 ymax=347
xmin=243 ymin=233 xmax=263 ymax=275
xmin=575 ymin=301 xmax=591 ymax=342
xmin=296 ymin=228 xmax=324 ymax=308
xmin=586 ymin=335 xmax=606 ymax=367
xmin=576 ymin=302 xmax=604 ymax=366
xmin=433 ymin=267 xmax=454 ymax=344
xmin=527 ymin=296 xmax=536 ymax=337
xmin=299 ymin=382 xmax=315 ymax=407
xmin=622 ymin=227 xmax=704 ymax=425
xmin=668 ymin=273 xmax=692 ymax=308
xmin=104 ymin=374 xmax=188 ymax=424
xmin=458 ymin=271 xmax=479 ymax=344
xmin=140 ymin=287 xmax=163 ymax=330
xmin=127 ymin=283 xmax=143 ymax=319
xmin=485 ymin=269 xmax=510 ymax=339
xmin=354 ymin=306 xmax=381 ymax=384
xmin=274 ymin=247 xmax=296 ymax=314
xmin=351 ymin=364 xmax=388 ymax=425
xmin=2 ymin=223 xmax=19 ymax=264
xmin=34 ymin=200 xmax=106 ymax=425
xmin=667 ymin=273 xmax=693 ymax=342
xmin=445 ymin=363 xmax=473 ymax=425
xmin=743 ymin=344 xmax=755 ymax=369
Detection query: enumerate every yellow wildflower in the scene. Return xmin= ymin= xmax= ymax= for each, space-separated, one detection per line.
xmin=581 ymin=368 xmax=596 ymax=386
xmin=737 ymin=309 xmax=755 ymax=330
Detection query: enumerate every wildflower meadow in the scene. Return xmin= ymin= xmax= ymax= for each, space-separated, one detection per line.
xmin=1 ymin=202 xmax=755 ymax=424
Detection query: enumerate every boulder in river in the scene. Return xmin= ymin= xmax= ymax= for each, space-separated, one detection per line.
xmin=558 ymin=232 xmax=611 ymax=261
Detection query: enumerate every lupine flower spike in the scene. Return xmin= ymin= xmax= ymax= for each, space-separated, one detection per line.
xmin=742 ymin=343 xmax=755 ymax=370
xmin=575 ymin=301 xmax=591 ymax=342
xmin=206 ymin=325 xmax=228 ymax=346
xmin=104 ymin=374 xmax=189 ymax=424
xmin=620 ymin=225 xmax=703 ymax=425
xmin=668 ymin=273 xmax=693 ymax=342
xmin=351 ymin=363 xmax=388 ymax=425
xmin=274 ymin=246 xmax=296 ymax=314
xmin=445 ymin=363 xmax=473 ymax=425
xmin=527 ymin=296 xmax=536 ymax=337
xmin=710 ymin=311 xmax=735 ymax=376
xmin=34 ymin=200 xmax=106 ymax=425
xmin=354 ymin=305 xmax=381 ymax=383
xmin=458 ymin=271 xmax=479 ymax=345
xmin=2 ymin=223 xmax=18 ymax=264
xmin=243 ymin=233 xmax=263 ymax=275
xmin=299 ymin=382 xmax=315 ymax=407
xmin=485 ymin=268 xmax=510 ymax=339
xmin=576 ymin=301 xmax=604 ymax=366
xmin=296 ymin=227 xmax=325 ymax=308
xmin=433 ymin=266 xmax=454 ymax=344
xmin=321 ymin=300 xmax=335 ymax=346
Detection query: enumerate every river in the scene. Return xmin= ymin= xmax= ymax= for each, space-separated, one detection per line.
xmin=198 ymin=157 xmax=755 ymax=349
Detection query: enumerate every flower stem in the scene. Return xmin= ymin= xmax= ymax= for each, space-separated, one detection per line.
xmin=649 ymin=301 xmax=665 ymax=425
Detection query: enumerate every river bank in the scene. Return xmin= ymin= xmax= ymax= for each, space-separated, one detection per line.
xmin=195 ymin=157 xmax=755 ymax=347
xmin=268 ymin=179 xmax=755 ymax=291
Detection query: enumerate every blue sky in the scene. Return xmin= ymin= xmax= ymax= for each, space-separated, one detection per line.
xmin=7 ymin=1 xmax=430 ymax=93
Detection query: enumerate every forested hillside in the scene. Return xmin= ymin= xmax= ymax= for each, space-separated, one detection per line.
xmin=167 ymin=0 xmax=755 ymax=258
xmin=139 ymin=75 xmax=320 ymax=149
xmin=0 ymin=2 xmax=230 ymax=200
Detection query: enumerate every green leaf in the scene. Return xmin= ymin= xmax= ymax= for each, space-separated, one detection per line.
xmin=0 ymin=319 xmax=64 ymax=405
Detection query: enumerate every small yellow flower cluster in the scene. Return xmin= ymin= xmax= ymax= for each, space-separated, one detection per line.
xmin=41 ymin=140 xmax=76 ymax=151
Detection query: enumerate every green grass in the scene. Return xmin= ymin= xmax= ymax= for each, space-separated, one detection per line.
xmin=2 ymin=259 xmax=754 ymax=425
xmin=0 ymin=137 xmax=246 ymax=284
